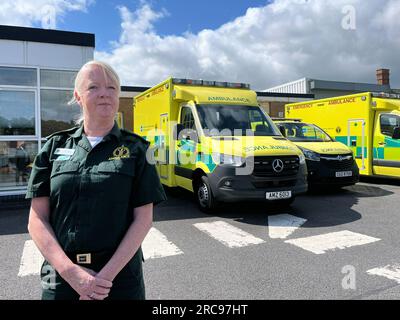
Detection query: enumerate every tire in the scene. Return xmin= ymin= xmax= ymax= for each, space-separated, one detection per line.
xmin=195 ymin=176 xmax=217 ymax=213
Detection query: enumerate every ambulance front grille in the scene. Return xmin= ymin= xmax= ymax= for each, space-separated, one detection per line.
xmin=252 ymin=179 xmax=297 ymax=188
xmin=252 ymin=156 xmax=300 ymax=177
xmin=320 ymin=154 xmax=354 ymax=170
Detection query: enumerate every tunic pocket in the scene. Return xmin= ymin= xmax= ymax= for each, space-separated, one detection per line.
xmin=49 ymin=161 xmax=80 ymax=200
xmin=97 ymin=158 xmax=136 ymax=177
xmin=96 ymin=158 xmax=136 ymax=203
xmin=50 ymin=161 xmax=80 ymax=178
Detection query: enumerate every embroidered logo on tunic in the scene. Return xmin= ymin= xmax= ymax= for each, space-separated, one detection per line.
xmin=109 ymin=145 xmax=130 ymax=160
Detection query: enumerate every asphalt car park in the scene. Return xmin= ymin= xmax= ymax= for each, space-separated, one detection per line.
xmin=1 ymin=177 xmax=400 ymax=300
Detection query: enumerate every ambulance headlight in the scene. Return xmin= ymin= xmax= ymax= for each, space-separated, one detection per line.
xmin=299 ymin=147 xmax=320 ymax=162
xmin=298 ymin=153 xmax=306 ymax=164
xmin=212 ymin=153 xmax=245 ymax=167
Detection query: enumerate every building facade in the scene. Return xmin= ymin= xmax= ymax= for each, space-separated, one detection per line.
xmin=264 ymin=69 xmax=394 ymax=100
xmin=257 ymin=91 xmax=314 ymax=118
xmin=119 ymin=86 xmax=150 ymax=131
xmin=0 ymin=25 xmax=94 ymax=196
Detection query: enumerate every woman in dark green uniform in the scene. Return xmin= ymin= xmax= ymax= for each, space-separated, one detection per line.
xmin=26 ymin=60 xmax=166 ymax=300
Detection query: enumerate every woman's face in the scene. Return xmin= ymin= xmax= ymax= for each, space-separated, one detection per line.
xmin=75 ymin=64 xmax=119 ymax=124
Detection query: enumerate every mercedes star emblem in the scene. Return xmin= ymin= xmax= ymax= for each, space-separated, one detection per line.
xmin=272 ymin=159 xmax=284 ymax=173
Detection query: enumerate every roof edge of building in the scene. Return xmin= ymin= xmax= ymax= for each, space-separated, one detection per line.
xmin=310 ymin=79 xmax=391 ymax=92
xmin=121 ymin=85 xmax=151 ymax=92
xmin=0 ymin=25 xmax=95 ymax=47
xmin=256 ymin=91 xmax=314 ymax=99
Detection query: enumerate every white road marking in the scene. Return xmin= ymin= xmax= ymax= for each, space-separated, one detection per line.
xmin=268 ymin=214 xmax=307 ymax=239
xmin=367 ymin=264 xmax=400 ymax=284
xmin=284 ymin=230 xmax=380 ymax=254
xmin=193 ymin=220 xmax=265 ymax=248
xmin=18 ymin=240 xmax=44 ymax=277
xmin=142 ymin=227 xmax=184 ymax=259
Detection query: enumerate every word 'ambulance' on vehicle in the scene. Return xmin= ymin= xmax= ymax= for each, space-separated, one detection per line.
xmin=285 ymin=92 xmax=400 ymax=179
xmin=134 ymin=78 xmax=307 ymax=211
xmin=273 ymin=118 xmax=359 ymax=189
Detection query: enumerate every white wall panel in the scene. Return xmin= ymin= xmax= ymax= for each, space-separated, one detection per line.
xmin=0 ymin=40 xmax=24 ymax=65
xmin=265 ymin=78 xmax=308 ymax=94
xmin=83 ymin=47 xmax=94 ymax=64
xmin=27 ymin=42 xmax=88 ymax=69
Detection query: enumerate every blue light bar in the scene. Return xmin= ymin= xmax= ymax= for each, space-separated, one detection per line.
xmin=171 ymin=78 xmax=250 ymax=89
xmin=202 ymin=80 xmax=215 ymax=86
xmin=214 ymin=81 xmax=227 ymax=87
xmin=186 ymin=79 xmax=203 ymax=85
xmin=371 ymin=92 xmax=400 ymax=99
xmin=172 ymin=78 xmax=186 ymax=84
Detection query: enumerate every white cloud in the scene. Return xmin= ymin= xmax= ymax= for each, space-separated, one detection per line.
xmin=96 ymin=0 xmax=400 ymax=90
xmin=0 ymin=0 xmax=93 ymax=29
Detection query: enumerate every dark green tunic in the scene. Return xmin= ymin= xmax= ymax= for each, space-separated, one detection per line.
xmin=26 ymin=122 xmax=166 ymax=300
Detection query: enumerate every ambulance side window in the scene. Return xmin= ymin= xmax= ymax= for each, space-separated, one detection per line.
xmin=180 ymin=107 xmax=196 ymax=130
xmin=380 ymin=114 xmax=400 ymax=137
xmin=249 ymin=109 xmax=272 ymax=134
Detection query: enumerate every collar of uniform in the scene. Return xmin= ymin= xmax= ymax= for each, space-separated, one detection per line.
xmin=69 ymin=125 xmax=84 ymax=138
xmin=104 ymin=122 xmax=122 ymax=141
xmin=69 ymin=122 xmax=121 ymax=140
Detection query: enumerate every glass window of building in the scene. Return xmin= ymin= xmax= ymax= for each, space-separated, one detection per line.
xmin=0 ymin=66 xmax=83 ymax=195
xmin=40 ymin=69 xmax=77 ymax=88
xmin=40 ymin=89 xmax=81 ymax=137
xmin=0 ymin=66 xmax=37 ymax=86
xmin=0 ymin=141 xmax=38 ymax=191
xmin=0 ymin=90 xmax=36 ymax=136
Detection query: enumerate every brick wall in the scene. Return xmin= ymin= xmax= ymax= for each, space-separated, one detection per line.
xmin=118 ymin=97 xmax=134 ymax=131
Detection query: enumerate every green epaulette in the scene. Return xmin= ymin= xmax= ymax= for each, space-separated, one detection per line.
xmin=120 ymin=128 xmax=150 ymax=146
xmin=46 ymin=126 xmax=80 ymax=140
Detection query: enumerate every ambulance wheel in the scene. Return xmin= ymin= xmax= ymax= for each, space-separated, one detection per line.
xmin=196 ymin=176 xmax=217 ymax=213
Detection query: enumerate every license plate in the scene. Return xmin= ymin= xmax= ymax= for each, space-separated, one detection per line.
xmin=335 ymin=171 xmax=353 ymax=178
xmin=266 ymin=191 xmax=292 ymax=200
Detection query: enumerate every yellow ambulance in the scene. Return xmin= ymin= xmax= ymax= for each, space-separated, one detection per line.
xmin=134 ymin=77 xmax=307 ymax=211
xmin=273 ymin=118 xmax=359 ymax=189
xmin=285 ymin=92 xmax=400 ymax=179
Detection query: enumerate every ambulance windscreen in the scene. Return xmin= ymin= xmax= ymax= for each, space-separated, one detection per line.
xmin=196 ymin=104 xmax=281 ymax=137
xmin=279 ymin=122 xmax=333 ymax=142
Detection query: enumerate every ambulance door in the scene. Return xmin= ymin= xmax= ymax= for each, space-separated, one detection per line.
xmin=158 ymin=113 xmax=169 ymax=180
xmin=175 ymin=106 xmax=198 ymax=191
xmin=372 ymin=112 xmax=400 ymax=177
xmin=347 ymin=119 xmax=367 ymax=173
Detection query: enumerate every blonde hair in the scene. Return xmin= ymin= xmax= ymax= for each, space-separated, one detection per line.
xmin=69 ymin=60 xmax=121 ymax=124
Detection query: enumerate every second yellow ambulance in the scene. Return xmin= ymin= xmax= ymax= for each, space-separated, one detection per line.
xmin=285 ymin=92 xmax=400 ymax=179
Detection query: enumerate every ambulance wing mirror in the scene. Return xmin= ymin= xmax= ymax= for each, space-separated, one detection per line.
xmin=278 ymin=125 xmax=286 ymax=137
xmin=392 ymin=126 xmax=400 ymax=139
xmin=182 ymin=129 xmax=199 ymax=143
